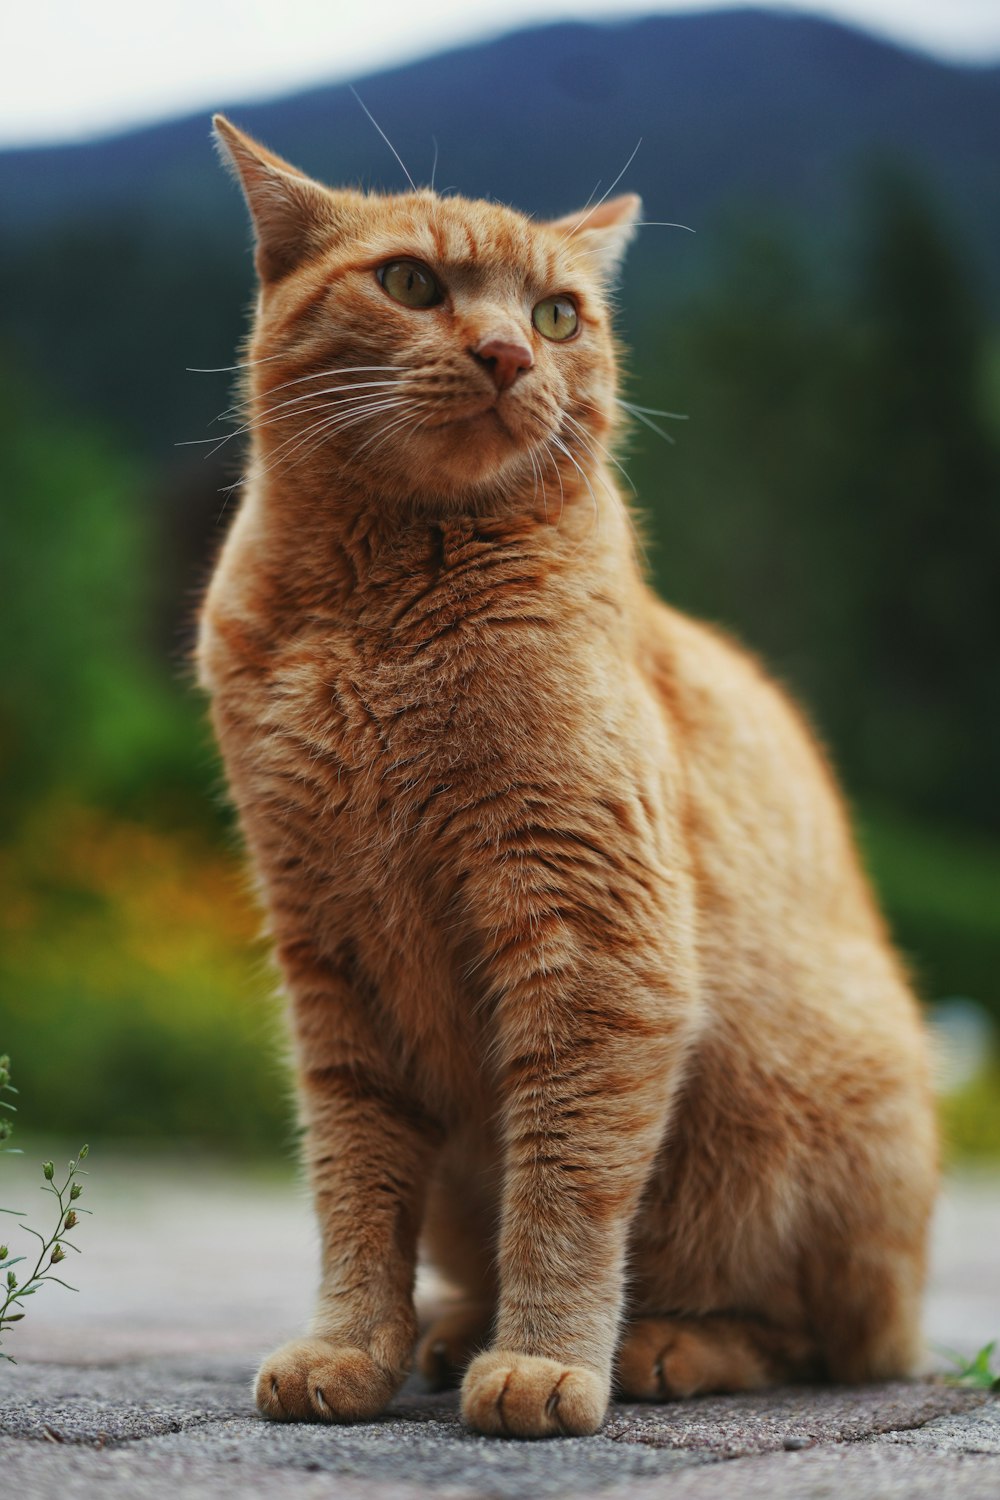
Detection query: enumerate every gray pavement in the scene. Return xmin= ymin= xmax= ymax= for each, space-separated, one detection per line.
xmin=2 ymin=1154 xmax=998 ymax=1497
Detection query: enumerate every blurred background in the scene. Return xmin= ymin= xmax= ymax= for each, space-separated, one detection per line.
xmin=1 ymin=1 xmax=998 ymax=1164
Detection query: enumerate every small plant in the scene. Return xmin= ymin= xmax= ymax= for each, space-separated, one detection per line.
xmin=0 ymin=1054 xmax=91 ymax=1364
xmin=940 ymin=1340 xmax=1000 ymax=1392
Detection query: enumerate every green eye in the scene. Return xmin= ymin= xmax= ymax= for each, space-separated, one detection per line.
xmin=532 ymin=295 xmax=578 ymax=341
xmin=377 ymin=259 xmax=442 ymax=308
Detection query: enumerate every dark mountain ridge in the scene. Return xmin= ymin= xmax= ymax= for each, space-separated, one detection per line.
xmin=4 ymin=7 xmax=998 ymax=263
xmin=3 ymin=7 xmax=998 ymax=455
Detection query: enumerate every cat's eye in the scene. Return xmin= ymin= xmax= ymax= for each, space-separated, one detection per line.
xmin=377 ymin=259 xmax=443 ymax=309
xmin=532 ymin=295 xmax=578 ymax=342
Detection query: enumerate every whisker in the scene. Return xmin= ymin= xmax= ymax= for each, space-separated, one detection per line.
xmin=568 ymin=139 xmax=642 ymax=239
xmin=350 ymin=401 xmax=430 ymax=461
xmin=618 ymin=403 xmax=678 ymax=445
xmin=334 ymin=402 xmax=433 ymax=484
xmin=219 ymin=364 xmax=401 ymax=415
xmin=177 ymin=401 xmax=338 ymax=456
xmin=579 ymin=176 xmax=603 ymax=213
xmin=549 ymin=433 xmax=601 ymax=541
xmin=186 ymin=352 xmax=288 ymax=373
xmin=180 ymin=383 xmax=407 ymax=458
xmin=272 ymin=395 xmax=411 ymax=452
xmin=567 ymin=419 xmax=650 ymax=570
xmin=559 ymin=426 xmax=621 ymax=517
xmin=293 ymin=396 xmax=430 ymax=475
xmin=527 ymin=446 xmax=546 ymax=523
xmin=562 ymin=412 xmax=636 ymax=496
xmin=250 ymin=397 xmax=413 ymax=480
xmin=217 ymin=396 xmax=419 ymax=507
xmin=619 ymin=400 xmax=688 ymax=420
xmin=635 ymin=221 xmax=696 ymax=233
xmin=543 ymin=441 xmax=566 ymax=525
xmin=216 ymin=378 xmax=403 ymax=432
xmin=350 ymin=85 xmax=418 ymax=193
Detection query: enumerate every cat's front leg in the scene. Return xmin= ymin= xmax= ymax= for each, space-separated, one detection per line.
xmin=256 ymin=934 xmax=442 ymax=1424
xmin=461 ymin=951 xmax=697 ymax=1438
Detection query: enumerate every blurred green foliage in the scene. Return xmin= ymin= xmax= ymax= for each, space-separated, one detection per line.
xmin=0 ymin=365 xmax=209 ymax=825
xmin=0 ymin=167 xmax=997 ymax=1156
xmin=628 ymin=172 xmax=1000 ymax=834
xmin=941 ymin=1062 xmax=1000 ymax=1161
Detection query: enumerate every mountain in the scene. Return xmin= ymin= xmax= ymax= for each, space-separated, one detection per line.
xmin=3 ymin=8 xmax=999 ymax=245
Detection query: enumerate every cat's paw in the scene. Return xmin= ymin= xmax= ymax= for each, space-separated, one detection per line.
xmin=416 ymin=1302 xmax=494 ymax=1390
xmin=615 ymin=1317 xmax=768 ymax=1400
xmin=461 ymin=1350 xmax=607 ymax=1437
xmin=255 ymin=1338 xmax=398 ymax=1423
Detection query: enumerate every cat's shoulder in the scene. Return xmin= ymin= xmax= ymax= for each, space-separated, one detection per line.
xmin=640 ymin=593 xmax=778 ymax=699
xmin=639 ymin=590 xmax=836 ymax=777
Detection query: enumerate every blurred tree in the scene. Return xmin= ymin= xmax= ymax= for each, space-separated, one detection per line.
xmin=629 ymin=175 xmax=1000 ymax=836
xmin=630 ymin=223 xmax=859 ymax=737
xmin=0 ymin=360 xmax=208 ymax=831
xmin=843 ymin=169 xmax=1000 ymax=830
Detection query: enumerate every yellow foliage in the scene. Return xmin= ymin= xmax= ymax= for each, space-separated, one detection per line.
xmin=0 ymin=802 xmax=289 ymax=1149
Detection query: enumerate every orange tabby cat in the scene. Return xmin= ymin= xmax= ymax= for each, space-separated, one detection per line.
xmin=197 ymin=115 xmax=938 ymax=1438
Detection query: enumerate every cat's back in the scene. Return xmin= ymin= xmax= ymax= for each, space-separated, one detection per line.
xmin=637 ymin=593 xmax=912 ymax=1023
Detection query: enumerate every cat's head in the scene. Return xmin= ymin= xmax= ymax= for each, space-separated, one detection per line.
xmin=214 ymin=115 xmax=639 ymax=508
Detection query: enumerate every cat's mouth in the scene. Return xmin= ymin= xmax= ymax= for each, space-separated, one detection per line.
xmin=426 ymin=404 xmax=505 ymax=435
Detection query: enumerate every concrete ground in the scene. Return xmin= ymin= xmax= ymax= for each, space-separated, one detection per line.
xmin=1 ymin=1152 xmax=998 ymax=1498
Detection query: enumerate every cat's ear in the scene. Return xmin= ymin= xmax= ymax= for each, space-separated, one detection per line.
xmin=212 ymin=114 xmax=341 ymax=283
xmin=547 ymin=193 xmax=642 ymax=282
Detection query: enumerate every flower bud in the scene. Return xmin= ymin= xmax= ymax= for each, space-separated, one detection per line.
xmin=63 ymin=1211 xmax=78 ymax=1231
xmin=6 ymin=1270 xmax=16 ymax=1289
xmin=70 ymin=1183 xmax=83 ymax=1200
xmin=42 ymin=1161 xmax=54 ymax=1181
xmin=78 ymin=1145 xmax=89 ymax=1160
xmin=49 ymin=1244 xmax=65 ymax=1265
xmin=0 ymin=1245 xmax=8 ymax=1261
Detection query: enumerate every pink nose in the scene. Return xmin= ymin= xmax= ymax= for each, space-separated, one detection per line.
xmin=471 ymin=336 xmax=534 ymax=393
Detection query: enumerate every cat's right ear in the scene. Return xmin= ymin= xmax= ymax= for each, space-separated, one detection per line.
xmin=547 ymin=193 xmax=642 ymax=283
xmin=212 ymin=115 xmax=340 ymax=284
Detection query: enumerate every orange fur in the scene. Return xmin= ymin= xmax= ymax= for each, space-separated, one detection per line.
xmin=197 ymin=117 xmax=938 ymax=1438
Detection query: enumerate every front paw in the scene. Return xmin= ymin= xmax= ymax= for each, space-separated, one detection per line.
xmin=255 ymin=1337 xmax=399 ymax=1423
xmin=461 ymin=1350 xmax=607 ymax=1437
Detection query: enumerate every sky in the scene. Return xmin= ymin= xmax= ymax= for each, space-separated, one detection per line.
xmin=3 ymin=0 xmax=999 ymax=148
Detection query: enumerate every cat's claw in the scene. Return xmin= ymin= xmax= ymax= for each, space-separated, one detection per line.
xmin=461 ymin=1350 xmax=607 ymax=1438
xmin=255 ymin=1338 xmax=397 ymax=1423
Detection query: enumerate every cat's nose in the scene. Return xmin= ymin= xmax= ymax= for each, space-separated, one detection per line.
xmin=470 ymin=336 xmax=534 ymax=393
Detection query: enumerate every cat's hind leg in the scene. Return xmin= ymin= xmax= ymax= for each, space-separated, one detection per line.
xmin=416 ymin=1141 xmax=498 ymax=1388
xmin=808 ymin=1241 xmax=928 ymax=1384
xmin=616 ymin=1314 xmax=821 ymax=1400
xmin=417 ymin=1300 xmax=495 ymax=1389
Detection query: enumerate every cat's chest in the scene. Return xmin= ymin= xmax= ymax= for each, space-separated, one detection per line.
xmin=262 ymin=543 xmax=605 ymax=781
xmin=268 ymin=603 xmax=569 ymax=783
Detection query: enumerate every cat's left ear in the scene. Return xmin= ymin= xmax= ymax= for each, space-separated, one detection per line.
xmin=547 ymin=193 xmax=642 ymax=282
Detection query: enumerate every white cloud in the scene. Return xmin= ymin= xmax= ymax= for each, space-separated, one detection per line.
xmin=2 ymin=0 xmax=998 ymax=148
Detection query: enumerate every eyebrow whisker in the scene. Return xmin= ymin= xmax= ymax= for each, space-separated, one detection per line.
xmin=350 ymin=84 xmax=418 ymax=193
xmin=568 ymin=138 xmax=643 ymax=239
